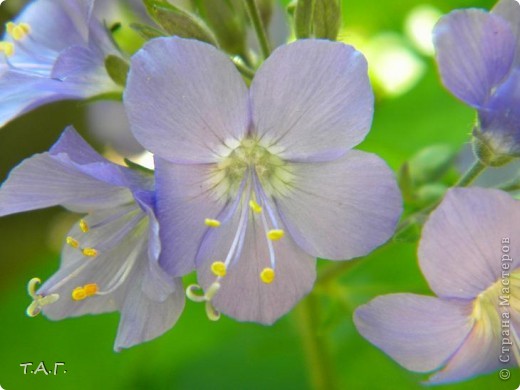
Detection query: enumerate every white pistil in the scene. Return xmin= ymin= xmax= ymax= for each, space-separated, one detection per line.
xmin=26 ymin=277 xmax=59 ymax=317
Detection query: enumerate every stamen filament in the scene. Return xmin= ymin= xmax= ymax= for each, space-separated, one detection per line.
xmin=223 ymin=176 xmax=252 ymax=268
xmin=94 ymin=237 xmax=142 ymax=296
xmin=249 ymin=199 xmax=262 ymax=213
xmin=252 ymin=173 xmax=281 ymax=229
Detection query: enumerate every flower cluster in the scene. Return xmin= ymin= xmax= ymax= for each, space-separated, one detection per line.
xmin=0 ymin=0 xmax=518 ymax=385
xmin=0 ymin=0 xmax=402 ymax=350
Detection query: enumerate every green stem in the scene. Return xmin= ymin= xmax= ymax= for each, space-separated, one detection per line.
xmin=454 ymin=159 xmax=487 ymax=187
xmin=395 ymin=159 xmax=488 ymax=236
xmin=296 ymin=294 xmax=339 ymax=390
xmin=243 ymin=0 xmax=271 ymax=59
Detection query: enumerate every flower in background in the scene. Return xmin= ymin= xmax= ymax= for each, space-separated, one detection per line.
xmin=0 ymin=127 xmax=184 ymax=351
xmin=124 ymin=37 xmax=402 ymax=324
xmin=0 ymin=0 xmax=122 ymax=128
xmin=433 ymin=0 xmax=520 ymax=161
xmin=355 ymin=187 xmax=520 ymax=384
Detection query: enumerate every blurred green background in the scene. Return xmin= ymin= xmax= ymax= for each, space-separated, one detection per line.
xmin=0 ymin=0 xmax=518 ymax=389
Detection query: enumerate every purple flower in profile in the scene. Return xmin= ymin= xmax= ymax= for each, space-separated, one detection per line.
xmin=0 ymin=127 xmax=184 ymax=351
xmin=433 ymin=0 xmax=520 ymax=160
xmin=124 ymin=37 xmax=402 ymax=324
xmin=355 ymin=188 xmax=520 ymax=384
xmin=0 ymin=0 xmax=122 ymax=127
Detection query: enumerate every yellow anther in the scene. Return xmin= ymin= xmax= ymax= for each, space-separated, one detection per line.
xmin=0 ymin=41 xmax=14 ymax=57
xmin=79 ymin=219 xmax=89 ymax=233
xmin=249 ymin=200 xmax=262 ymax=213
xmin=260 ymin=268 xmax=275 ymax=284
xmin=19 ymin=23 xmax=31 ymax=34
xmin=83 ymin=283 xmax=98 ymax=296
xmin=82 ymin=247 xmax=98 ymax=257
xmin=204 ymin=218 xmax=221 ymax=228
xmin=72 ymin=283 xmax=98 ymax=301
xmin=211 ymin=261 xmax=227 ymax=277
xmin=267 ymin=229 xmax=285 ymax=241
xmin=7 ymin=22 xmax=30 ymax=40
xmin=66 ymin=236 xmax=80 ymax=249
xmin=71 ymin=287 xmax=86 ymax=301
xmin=6 ymin=22 xmax=15 ymax=35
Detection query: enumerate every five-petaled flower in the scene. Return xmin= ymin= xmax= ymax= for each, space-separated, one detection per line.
xmin=124 ymin=37 xmax=403 ymax=324
xmin=0 ymin=127 xmax=184 ymax=351
xmin=433 ymin=0 xmax=520 ymax=162
xmin=0 ymin=0 xmax=122 ymax=127
xmin=355 ymin=187 xmax=520 ymax=384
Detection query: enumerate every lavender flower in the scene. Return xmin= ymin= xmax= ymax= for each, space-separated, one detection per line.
xmin=433 ymin=0 xmax=520 ymax=161
xmin=0 ymin=127 xmax=184 ymax=351
xmin=124 ymin=37 xmax=402 ymax=324
xmin=0 ymin=0 xmax=122 ymax=127
xmin=355 ymin=187 xmax=520 ymax=384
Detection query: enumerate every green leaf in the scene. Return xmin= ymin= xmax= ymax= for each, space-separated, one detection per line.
xmin=195 ymin=0 xmax=247 ymax=56
xmin=104 ymin=55 xmax=129 ymax=87
xmin=294 ymin=0 xmax=315 ymax=39
xmin=130 ymin=22 xmax=165 ymax=40
xmin=313 ymin=0 xmax=341 ymax=40
xmin=144 ymin=0 xmax=218 ymax=46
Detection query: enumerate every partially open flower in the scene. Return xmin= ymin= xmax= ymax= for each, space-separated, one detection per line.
xmin=124 ymin=37 xmax=402 ymax=324
xmin=0 ymin=127 xmax=184 ymax=351
xmin=433 ymin=0 xmax=520 ymax=163
xmin=355 ymin=187 xmax=520 ymax=383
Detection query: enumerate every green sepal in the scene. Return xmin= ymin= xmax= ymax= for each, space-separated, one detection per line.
xmin=472 ymin=133 xmax=514 ymax=167
xmin=130 ymin=22 xmax=166 ymax=40
xmin=144 ymin=0 xmax=218 ymax=46
xmin=194 ymin=0 xmax=246 ymax=55
xmin=313 ymin=0 xmax=341 ymax=40
xmin=104 ymin=55 xmax=130 ymax=87
xmin=294 ymin=0 xmax=315 ymax=39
